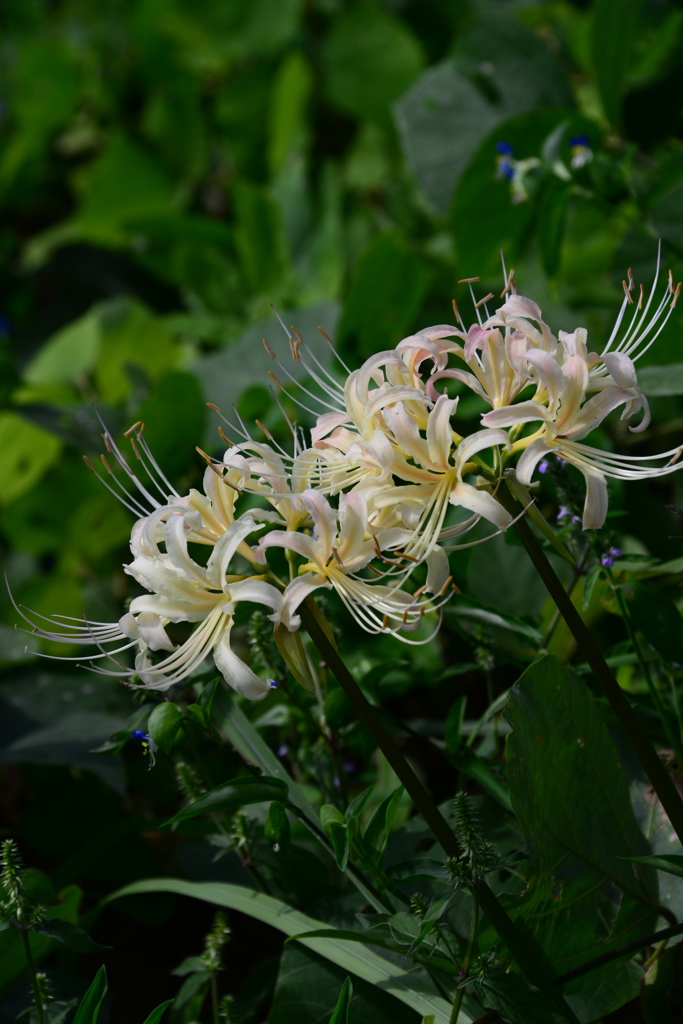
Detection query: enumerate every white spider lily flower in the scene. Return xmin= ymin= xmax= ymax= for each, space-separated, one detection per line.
xmin=257 ymin=490 xmax=453 ymax=640
xmin=482 ymin=351 xmax=677 ymax=529
xmin=15 ymin=511 xmax=290 ymax=700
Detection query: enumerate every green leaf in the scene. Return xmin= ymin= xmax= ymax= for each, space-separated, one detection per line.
xmin=147 ymin=703 xmax=183 ymax=756
xmin=106 ymin=879 xmax=453 ymax=1023
xmin=264 ymin=801 xmax=291 ymax=852
xmin=94 ymin=298 xmax=179 ymax=404
xmin=141 ymin=1000 xmax=174 ymax=1024
xmin=31 ymin=918 xmax=107 ymax=953
xmin=330 ymin=977 xmax=353 ymax=1024
xmin=23 ymin=312 xmax=101 ymax=386
xmin=363 ymin=786 xmax=404 ymax=863
xmin=582 ymin=565 xmax=602 ymax=613
xmin=0 ymin=413 xmax=62 ymax=507
xmin=268 ymin=52 xmax=312 ymax=175
xmin=623 ymin=854 xmax=683 ymax=878
xmin=164 ymin=776 xmax=288 ymax=825
xmin=323 ymin=10 xmax=424 ymax=124
xmin=232 ymin=178 xmax=288 ymax=293
xmin=503 ymin=656 xmax=660 ymax=1002
xmin=592 ymin=0 xmax=642 ymax=127
xmin=273 ymin=622 xmax=316 ymax=694
xmin=73 ymin=965 xmax=108 ymax=1024
xmin=627 ymin=583 xmax=683 ymax=664
xmin=321 ymin=804 xmax=348 ymax=870
xmin=477 ymin=970 xmax=568 ymax=1024
xmin=444 ymin=697 xmax=467 ymax=755
xmin=338 ymin=231 xmax=432 ymax=359
xmin=537 ymin=177 xmax=570 ymax=280
xmin=637 ymin=364 xmax=683 ymax=396
xmin=135 ymin=371 xmax=207 ymax=479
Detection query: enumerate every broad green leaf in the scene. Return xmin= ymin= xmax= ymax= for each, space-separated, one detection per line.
xmin=477 ymin=971 xmax=568 ymax=1024
xmin=107 ymin=879 xmax=455 ymax=1023
xmin=396 ymin=17 xmax=571 ymax=215
xmin=627 ymin=583 xmax=683 ymax=663
xmin=270 ymin=944 xmax=418 ymax=1024
xmin=264 ymin=801 xmax=291 ymax=852
xmin=232 ymin=178 xmax=288 ymax=293
xmin=330 ymin=977 xmax=353 ymax=1024
xmin=447 ymin=602 xmax=541 ymax=646
xmin=73 ymin=965 xmax=108 ymax=1024
xmin=624 ymin=854 xmax=683 ymax=878
xmin=142 ymin=1000 xmax=174 ymax=1024
xmin=641 ymin=943 xmax=681 ymax=1024
xmin=637 ymin=364 xmax=683 ymax=396
xmin=592 ymin=0 xmax=642 ymax=127
xmin=23 ymin=312 xmax=100 ymax=386
xmin=94 ymin=298 xmax=179 ymax=404
xmin=147 ymin=703 xmax=183 ymax=755
xmin=323 ymin=10 xmax=424 ymax=124
xmin=31 ymin=918 xmax=107 ymax=953
xmin=164 ymin=776 xmax=288 ymax=825
xmin=363 ymin=786 xmax=404 ymax=863
xmin=0 ymin=413 xmax=62 ymax=506
xmin=504 ymin=656 xmax=660 ymax=1003
xmin=537 ymin=177 xmax=570 ymax=280
xmin=337 ymin=231 xmax=432 ymax=359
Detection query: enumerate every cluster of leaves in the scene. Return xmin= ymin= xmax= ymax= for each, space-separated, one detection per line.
xmin=2 ymin=0 xmax=683 ymax=1021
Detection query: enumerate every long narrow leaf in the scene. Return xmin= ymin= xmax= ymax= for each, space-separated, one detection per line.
xmin=142 ymin=999 xmax=174 ymax=1024
xmin=73 ymin=965 xmax=107 ymax=1024
xmin=106 ymin=879 xmax=459 ymax=1023
xmin=329 ymin=978 xmax=352 ymax=1024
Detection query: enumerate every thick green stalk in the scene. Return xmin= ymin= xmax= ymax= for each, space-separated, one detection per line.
xmin=300 ymin=599 xmax=580 ymax=1024
xmin=499 ymin=483 xmax=683 ymax=844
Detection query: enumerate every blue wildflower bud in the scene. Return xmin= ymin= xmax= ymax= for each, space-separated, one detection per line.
xmin=495 ymin=141 xmax=516 ymax=182
xmin=131 ymin=730 xmax=158 ymax=768
xmin=569 ymin=134 xmax=593 ymax=169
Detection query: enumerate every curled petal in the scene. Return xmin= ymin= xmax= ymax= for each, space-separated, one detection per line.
xmin=516 ymin=438 xmax=552 ymax=486
xmin=213 ymin=624 xmax=271 ymax=700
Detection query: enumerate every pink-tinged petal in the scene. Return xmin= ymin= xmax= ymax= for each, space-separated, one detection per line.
xmin=555 ymin=354 xmax=589 ymax=432
xmin=383 ymin=403 xmax=429 ymax=464
xmin=311 ymin=411 xmax=351 ymax=446
xmin=516 ymin=438 xmax=551 ymax=485
xmin=580 ymin=468 xmax=608 ymax=530
xmin=559 ymin=328 xmax=588 ymax=359
xmin=303 ymin=490 xmax=337 ymax=560
xmin=563 ymin=389 xmax=634 ymax=441
xmin=425 ymin=545 xmax=450 ymax=594
xmin=524 ymin=348 xmax=564 ymax=413
xmin=454 ymin=428 xmax=510 ymax=470
xmin=427 ymin=368 xmax=489 ymax=404
xmin=119 ymin=612 xmax=175 ymax=652
xmin=602 ymin=351 xmax=638 ymax=389
xmin=281 ymin=572 xmax=330 ymax=626
xmin=481 ymin=401 xmax=551 ymax=429
xmin=213 ymin=624 xmax=271 ymax=700
xmin=625 ymin=396 xmax=651 ymax=434
xmin=426 ymin=394 xmax=459 ymax=469
xmin=497 ymin=294 xmax=544 ymax=323
xmin=464 ymin=324 xmax=491 ymax=361
xmin=338 ymin=492 xmax=368 ymax=563
xmin=257 ymin=529 xmax=320 ymax=566
xmin=449 ymin=481 xmax=512 ymax=530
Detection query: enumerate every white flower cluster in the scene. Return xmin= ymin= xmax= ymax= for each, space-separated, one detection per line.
xmin=15 ymin=258 xmax=682 ymax=699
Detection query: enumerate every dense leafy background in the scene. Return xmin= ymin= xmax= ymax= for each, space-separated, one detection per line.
xmin=2 ymin=0 xmax=683 ymax=1021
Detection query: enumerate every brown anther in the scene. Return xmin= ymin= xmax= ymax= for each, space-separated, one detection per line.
xmin=268 ymin=371 xmax=284 ymax=391
xmin=129 ymin=436 xmax=142 ymax=460
xmin=638 ymin=284 xmax=644 ymax=309
xmin=382 ymin=615 xmax=389 ymax=630
xmin=262 ymin=338 xmax=276 ymax=359
xmin=451 ymin=581 xmax=461 ymax=594
xmin=439 ymin=575 xmax=453 ymax=597
xmin=669 ymin=269 xmax=675 ymax=294
xmin=667 ymin=448 xmax=683 ymax=467
xmin=501 ymin=268 xmax=516 ymax=298
xmin=622 ymin=280 xmax=633 ymax=304
xmin=332 ymin=547 xmax=344 ymax=568
xmin=102 ymin=433 xmax=114 ymax=453
xmin=458 ymin=277 xmax=481 ymax=284
xmin=206 ymin=402 xmax=221 ymax=413
xmin=83 ymin=456 xmax=94 ymax=471
xmin=413 ymin=584 xmax=427 ymax=599
xmin=100 ymin=454 xmax=113 ymax=475
xmin=124 ymin=421 xmax=143 ymax=437
xmin=672 ymin=282 xmax=682 ymax=308
xmin=627 ymin=268 xmax=634 ymax=290
xmin=475 ymin=292 xmax=495 ymax=309
xmin=290 ymin=327 xmax=304 ymax=362
xmin=451 ymin=298 xmax=464 ymax=326
xmin=317 ymin=326 xmax=335 ymax=346
xmin=289 ymin=333 xmax=300 ymax=362
xmin=217 ymin=426 xmax=233 ymax=447
xmin=394 ymin=550 xmax=420 ymax=563
xmin=255 ymin=418 xmax=273 ymax=440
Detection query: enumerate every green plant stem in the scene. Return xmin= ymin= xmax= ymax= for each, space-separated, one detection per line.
xmin=450 ymin=888 xmax=478 ymax=1024
xmin=300 ymin=599 xmax=581 ymax=1024
xmin=210 ymin=973 xmax=219 ymax=1024
xmin=499 ymin=483 xmax=683 ymax=845
xmin=607 ymin=569 xmax=683 ymax=769
xmin=20 ymin=930 xmax=45 ymax=1024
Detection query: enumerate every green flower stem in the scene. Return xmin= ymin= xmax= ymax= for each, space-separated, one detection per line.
xmin=210 ymin=973 xmax=219 ymax=1024
xmin=606 ymin=568 xmax=683 ymax=770
xmin=450 ymin=887 xmax=478 ymax=1024
xmin=20 ymin=930 xmax=45 ymax=1024
xmin=500 ymin=483 xmax=683 ymax=845
xmin=300 ymin=598 xmax=581 ymax=1024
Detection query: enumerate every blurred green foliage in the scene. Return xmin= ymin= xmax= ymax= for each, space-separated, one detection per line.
xmin=2 ymin=0 xmax=683 ymax=1020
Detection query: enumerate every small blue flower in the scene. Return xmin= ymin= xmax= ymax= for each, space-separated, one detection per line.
xmin=569 ymin=135 xmax=593 ymax=169
xmin=601 ymin=547 xmax=622 ymax=569
xmin=538 ymin=459 xmax=550 ymax=474
xmin=131 ymin=730 xmax=158 ymax=768
xmin=495 ymin=141 xmax=516 ymax=182
xmin=268 ymin=679 xmax=278 ymax=688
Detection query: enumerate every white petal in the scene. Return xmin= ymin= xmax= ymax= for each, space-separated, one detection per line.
xmin=481 ymin=401 xmax=551 ymax=429
xmin=581 ymin=468 xmax=608 ymax=530
xmin=449 ymin=481 xmax=511 ymax=530
xmin=516 ymin=438 xmax=552 ymax=485
xmin=425 ymin=545 xmax=450 ymax=594
xmin=213 ymin=625 xmax=271 ymax=700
